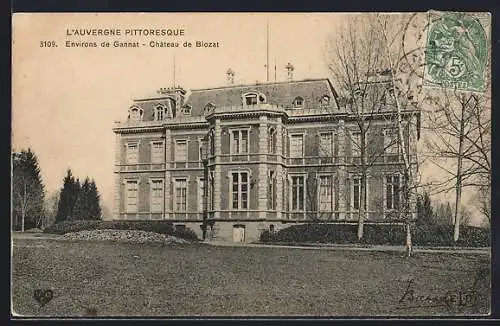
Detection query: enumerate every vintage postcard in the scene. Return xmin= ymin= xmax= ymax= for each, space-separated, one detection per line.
xmin=11 ymin=12 xmax=491 ymax=317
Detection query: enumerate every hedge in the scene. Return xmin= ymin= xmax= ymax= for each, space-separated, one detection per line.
xmin=44 ymin=220 xmax=199 ymax=241
xmin=260 ymin=223 xmax=490 ymax=247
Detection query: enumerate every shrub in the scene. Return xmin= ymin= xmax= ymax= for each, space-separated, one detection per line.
xmin=43 ymin=220 xmax=198 ymax=240
xmin=259 ymin=223 xmax=490 ymax=247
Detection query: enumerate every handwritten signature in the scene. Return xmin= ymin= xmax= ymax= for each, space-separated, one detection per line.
xmin=397 ymin=278 xmax=480 ymax=310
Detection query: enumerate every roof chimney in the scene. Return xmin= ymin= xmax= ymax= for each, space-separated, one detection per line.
xmin=285 ymin=62 xmax=294 ymax=81
xmin=226 ymin=68 xmax=235 ymax=85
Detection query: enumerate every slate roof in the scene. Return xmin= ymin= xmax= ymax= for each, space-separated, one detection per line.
xmin=131 ymin=78 xmax=341 ymax=122
xmin=183 ymin=78 xmax=340 ymax=116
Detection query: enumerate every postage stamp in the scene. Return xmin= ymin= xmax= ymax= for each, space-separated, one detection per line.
xmin=423 ymin=11 xmax=490 ymax=92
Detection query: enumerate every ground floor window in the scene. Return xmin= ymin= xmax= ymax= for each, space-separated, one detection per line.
xmin=125 ymin=180 xmax=138 ymax=213
xmin=319 ymin=175 xmax=333 ymax=211
xmin=150 ymin=179 xmax=164 ymax=212
xmin=198 ymin=178 xmax=205 ymax=212
xmin=386 ymin=175 xmax=400 ymax=210
xmin=353 ymin=177 xmax=361 ymax=210
xmin=268 ymin=170 xmax=276 ymax=210
xmin=291 ymin=175 xmax=305 ymax=211
xmin=231 ymin=171 xmax=249 ymax=210
xmin=175 ymin=179 xmax=187 ymax=212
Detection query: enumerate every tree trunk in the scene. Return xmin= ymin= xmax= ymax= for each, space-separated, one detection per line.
xmin=454 ymin=97 xmax=467 ymax=242
xmin=21 ymin=211 xmax=25 ymax=232
xmin=405 ymin=222 xmax=412 ymax=257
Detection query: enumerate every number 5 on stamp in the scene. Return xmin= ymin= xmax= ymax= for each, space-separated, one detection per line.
xmin=423 ymin=11 xmax=490 ymax=92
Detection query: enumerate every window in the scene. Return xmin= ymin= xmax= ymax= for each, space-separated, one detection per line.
xmin=243 ymin=92 xmax=266 ymax=106
xmin=129 ymin=107 xmax=143 ymax=121
xmin=268 ymin=171 xmax=276 ymax=210
xmin=231 ymin=172 xmax=249 ymax=210
xmin=175 ymin=140 xmax=187 ymax=161
xmin=353 ymin=177 xmax=361 ymax=210
xmin=268 ymin=128 xmax=277 ymax=154
xmin=198 ymin=178 xmax=205 ymax=212
xmin=319 ymin=175 xmax=333 ymax=211
xmin=384 ymin=128 xmax=399 ymax=155
xmin=290 ymin=134 xmax=304 ymax=158
xmin=150 ymin=180 xmax=164 ymax=212
xmin=151 ymin=141 xmax=164 ymax=163
xmin=291 ymin=175 xmax=305 ymax=211
xmin=245 ymin=94 xmax=258 ymax=105
xmin=351 ymin=132 xmax=361 ymax=157
xmin=198 ymin=140 xmax=204 ymax=161
xmin=320 ymin=95 xmax=330 ymax=105
xmin=209 ymin=130 xmax=215 ymax=156
xmin=174 ymin=179 xmax=187 ymax=212
xmin=126 ymin=143 xmax=139 ymax=164
xmin=292 ymin=96 xmax=304 ymax=107
xmin=209 ymin=172 xmax=215 ymax=211
xmin=231 ymin=130 xmax=249 ymax=154
xmin=204 ymin=103 xmax=215 ymax=115
xmin=182 ymin=105 xmax=192 ymax=116
xmin=386 ymin=175 xmax=400 ymax=210
xmin=319 ymin=132 xmax=334 ymax=157
xmin=125 ymin=180 xmax=138 ymax=213
xmin=154 ymin=106 xmax=165 ymax=121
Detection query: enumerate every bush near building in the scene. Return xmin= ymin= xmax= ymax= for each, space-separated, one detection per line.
xmin=260 ymin=223 xmax=490 ymax=247
xmin=43 ymin=220 xmax=199 ymax=241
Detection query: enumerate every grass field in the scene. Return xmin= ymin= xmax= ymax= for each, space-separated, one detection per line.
xmin=11 ymin=237 xmax=490 ymax=317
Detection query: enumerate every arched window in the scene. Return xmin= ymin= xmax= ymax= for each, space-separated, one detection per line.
xmin=292 ymin=96 xmax=304 ymax=107
xmin=129 ymin=106 xmax=143 ymax=121
xmin=320 ymin=95 xmax=330 ymax=105
xmin=204 ymin=103 xmax=215 ymax=115
xmin=209 ymin=128 xmax=215 ymax=156
xmin=154 ymin=105 xmax=165 ymax=121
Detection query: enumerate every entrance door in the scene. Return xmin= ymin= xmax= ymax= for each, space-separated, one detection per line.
xmin=233 ymin=225 xmax=245 ymax=243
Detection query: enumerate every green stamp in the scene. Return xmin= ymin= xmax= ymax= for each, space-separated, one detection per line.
xmin=424 ymin=12 xmax=489 ymax=92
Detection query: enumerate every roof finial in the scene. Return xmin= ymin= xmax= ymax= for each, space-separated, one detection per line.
xmin=285 ymin=62 xmax=294 ymax=81
xmin=226 ymin=68 xmax=235 ymax=85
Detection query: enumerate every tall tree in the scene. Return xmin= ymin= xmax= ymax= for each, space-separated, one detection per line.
xmin=87 ymin=179 xmax=102 ymax=220
xmin=56 ymin=169 xmax=80 ymax=222
xmin=73 ymin=177 xmax=91 ymax=220
xmin=326 ymin=15 xmax=403 ymax=239
xmin=44 ymin=190 xmax=59 ymax=227
xmin=12 ymin=149 xmax=45 ymax=231
xmin=425 ymin=91 xmax=490 ymax=241
xmin=326 ymin=14 xmax=421 ymax=256
xmin=416 ymin=191 xmax=433 ymax=226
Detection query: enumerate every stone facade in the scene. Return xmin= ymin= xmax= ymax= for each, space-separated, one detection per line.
xmin=112 ymin=78 xmax=420 ymax=243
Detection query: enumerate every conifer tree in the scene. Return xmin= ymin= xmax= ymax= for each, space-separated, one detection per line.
xmin=88 ymin=179 xmax=102 ymax=220
xmin=56 ymin=169 xmax=79 ymax=222
xmin=73 ymin=177 xmax=90 ymax=220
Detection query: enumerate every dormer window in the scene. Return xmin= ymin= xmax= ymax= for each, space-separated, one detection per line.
xmin=245 ymin=94 xmax=258 ymax=105
xmin=182 ymin=105 xmax=192 ymax=116
xmin=320 ymin=95 xmax=330 ymax=105
xmin=292 ymin=96 xmax=304 ymax=107
xmin=204 ymin=103 xmax=215 ymax=115
xmin=129 ymin=106 xmax=143 ymax=121
xmin=154 ymin=105 xmax=165 ymax=121
xmin=243 ymin=92 xmax=266 ymax=106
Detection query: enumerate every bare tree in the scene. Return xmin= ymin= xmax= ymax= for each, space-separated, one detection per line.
xmin=12 ymin=149 xmax=45 ymax=231
xmin=326 ymin=15 xmax=406 ymax=240
xmin=423 ymin=89 xmax=490 ymax=240
xmin=326 ymin=14 xmax=422 ymax=256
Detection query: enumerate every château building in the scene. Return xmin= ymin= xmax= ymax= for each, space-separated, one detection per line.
xmin=112 ymin=67 xmax=420 ymax=242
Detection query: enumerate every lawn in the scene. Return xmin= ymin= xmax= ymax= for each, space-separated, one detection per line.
xmin=11 ymin=237 xmax=490 ymax=317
